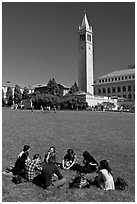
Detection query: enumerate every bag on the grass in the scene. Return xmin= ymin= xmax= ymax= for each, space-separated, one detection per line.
xmin=115 ymin=177 xmax=128 ymax=190
xmin=69 ymin=173 xmax=90 ymax=188
xmin=12 ymin=175 xmax=22 ymax=184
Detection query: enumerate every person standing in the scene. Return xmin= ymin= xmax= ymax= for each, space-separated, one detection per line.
xmin=40 ymin=105 xmax=44 ymax=113
xmin=53 ymin=105 xmax=56 ymax=113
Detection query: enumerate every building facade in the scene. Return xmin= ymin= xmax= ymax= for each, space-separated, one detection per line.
xmin=94 ymin=68 xmax=135 ymax=101
xmin=2 ymin=83 xmax=34 ymax=100
xmin=78 ymin=12 xmax=94 ymax=95
xmin=34 ymin=83 xmax=69 ymax=96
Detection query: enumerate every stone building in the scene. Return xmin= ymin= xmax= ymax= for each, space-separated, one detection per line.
xmin=94 ymin=67 xmax=135 ymax=101
xmin=34 ymin=83 xmax=69 ymax=96
xmin=2 ymin=82 xmax=34 ymax=101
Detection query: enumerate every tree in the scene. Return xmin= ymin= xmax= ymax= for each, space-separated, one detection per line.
xmin=31 ymin=91 xmax=60 ymax=109
xmin=47 ymin=78 xmax=60 ymax=96
xmin=22 ymin=87 xmax=29 ymax=100
xmin=2 ymin=89 xmax=5 ymax=106
xmin=6 ymin=86 xmax=13 ymax=106
xmin=69 ymin=82 xmax=79 ymax=94
xmin=59 ymin=95 xmax=88 ymax=110
xmin=14 ymin=85 xmax=22 ymax=104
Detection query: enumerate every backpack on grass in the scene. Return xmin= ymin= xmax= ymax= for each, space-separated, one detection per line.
xmin=115 ymin=177 xmax=128 ymax=190
xmin=12 ymin=175 xmax=22 ymax=184
xmin=69 ymin=173 xmax=91 ymax=188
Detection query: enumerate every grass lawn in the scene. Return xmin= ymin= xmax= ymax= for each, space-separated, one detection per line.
xmin=2 ymin=108 xmax=135 ymax=202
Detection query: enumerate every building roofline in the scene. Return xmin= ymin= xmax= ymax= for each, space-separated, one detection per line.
xmin=97 ymin=68 xmax=135 ymax=80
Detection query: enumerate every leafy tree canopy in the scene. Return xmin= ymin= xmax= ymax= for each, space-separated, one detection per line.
xmin=47 ymin=78 xmax=60 ymax=96
xmin=6 ymin=86 xmax=13 ymax=106
xmin=69 ymin=82 xmax=79 ymax=94
xmin=22 ymin=87 xmax=29 ymax=100
xmin=14 ymin=84 xmax=22 ymax=104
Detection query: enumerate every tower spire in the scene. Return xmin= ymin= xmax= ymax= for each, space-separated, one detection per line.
xmin=81 ymin=11 xmax=90 ymax=29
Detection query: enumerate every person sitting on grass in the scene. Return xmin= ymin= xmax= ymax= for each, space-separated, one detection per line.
xmin=11 ymin=152 xmax=30 ymax=184
xmin=3 ymin=145 xmax=30 ymax=175
xmin=38 ymin=155 xmax=67 ymax=190
xmin=94 ymin=159 xmax=115 ymax=191
xmin=18 ymin=145 xmax=31 ymax=161
xmin=44 ymin=147 xmax=56 ymax=164
xmin=26 ymin=154 xmax=42 ymax=182
xmin=62 ymin=149 xmax=77 ymax=170
xmin=82 ymin=151 xmax=98 ymax=173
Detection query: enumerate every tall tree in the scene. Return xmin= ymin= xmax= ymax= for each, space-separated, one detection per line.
xmin=22 ymin=87 xmax=29 ymax=100
xmin=14 ymin=85 xmax=22 ymax=104
xmin=2 ymin=89 xmax=5 ymax=106
xmin=69 ymin=82 xmax=79 ymax=94
xmin=6 ymin=86 xmax=13 ymax=106
xmin=47 ymin=78 xmax=60 ymax=96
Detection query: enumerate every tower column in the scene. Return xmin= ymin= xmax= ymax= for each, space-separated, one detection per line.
xmin=78 ymin=13 xmax=94 ymax=95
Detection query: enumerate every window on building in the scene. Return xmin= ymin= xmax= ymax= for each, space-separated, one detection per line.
xmin=87 ymin=34 xmax=91 ymax=42
xmin=133 ymin=85 xmax=135 ymax=91
xmin=98 ymin=89 xmax=101 ymax=95
xmin=128 ymin=85 xmax=132 ymax=92
xmin=123 ymin=95 xmax=126 ymax=98
xmin=133 ymin=94 xmax=135 ymax=100
xmin=107 ymin=88 xmax=111 ymax=93
xmin=125 ymin=76 xmax=127 ymax=80
xmin=128 ymin=94 xmax=132 ymax=100
xmin=99 ymin=80 xmax=101 ymax=83
xmin=132 ymin=75 xmax=135 ymax=79
xmin=115 ymin=78 xmax=117 ymax=81
xmin=102 ymin=79 xmax=104 ymax=83
xmin=123 ymin=86 xmax=126 ymax=92
xmin=122 ymin=77 xmax=124 ymax=80
xmin=103 ymin=88 xmax=106 ymax=94
xmin=129 ymin=76 xmax=131 ymax=79
xmin=112 ymin=78 xmax=114 ymax=81
xmin=118 ymin=95 xmax=121 ymax=98
xmin=117 ymin=87 xmax=121 ymax=92
xmin=108 ymin=78 xmax=110 ymax=82
xmin=105 ymin=79 xmax=107 ymax=82
xmin=112 ymin=87 xmax=116 ymax=93
xmin=118 ymin=77 xmax=120 ymax=80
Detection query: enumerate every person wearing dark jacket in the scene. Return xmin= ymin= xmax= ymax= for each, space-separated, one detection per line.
xmin=40 ymin=156 xmax=67 ymax=189
xmin=11 ymin=152 xmax=29 ymax=183
xmin=82 ymin=151 xmax=98 ymax=173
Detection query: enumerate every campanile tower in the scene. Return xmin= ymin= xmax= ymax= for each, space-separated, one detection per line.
xmin=78 ymin=12 xmax=94 ymax=94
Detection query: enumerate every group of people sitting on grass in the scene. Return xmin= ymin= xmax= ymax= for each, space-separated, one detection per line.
xmin=3 ymin=145 xmax=116 ymax=191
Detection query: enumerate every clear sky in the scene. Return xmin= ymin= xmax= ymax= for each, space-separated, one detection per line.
xmin=2 ymin=2 xmax=135 ymax=88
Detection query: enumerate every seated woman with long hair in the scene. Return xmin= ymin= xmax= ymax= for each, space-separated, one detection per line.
xmin=95 ymin=160 xmax=115 ymax=191
xmin=62 ymin=149 xmax=77 ymax=170
xmin=82 ymin=151 xmax=98 ymax=173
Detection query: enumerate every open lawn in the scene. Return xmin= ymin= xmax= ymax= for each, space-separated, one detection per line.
xmin=2 ymin=108 xmax=135 ymax=202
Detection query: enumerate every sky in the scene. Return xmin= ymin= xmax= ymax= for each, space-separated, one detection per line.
xmin=2 ymin=2 xmax=135 ymax=88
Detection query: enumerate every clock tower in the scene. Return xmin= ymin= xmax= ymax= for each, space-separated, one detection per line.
xmin=78 ymin=12 xmax=94 ymax=94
